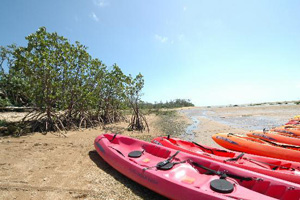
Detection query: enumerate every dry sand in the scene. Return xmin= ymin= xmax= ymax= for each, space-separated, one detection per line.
xmin=0 ymin=104 xmax=299 ymax=199
xmin=0 ymin=114 xmax=167 ymax=200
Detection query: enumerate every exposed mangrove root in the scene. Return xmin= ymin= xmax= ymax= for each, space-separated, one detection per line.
xmin=11 ymin=108 xmax=125 ymax=136
xmin=127 ymin=107 xmax=149 ymax=132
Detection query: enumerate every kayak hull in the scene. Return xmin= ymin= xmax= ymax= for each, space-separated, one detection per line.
xmin=95 ymin=133 xmax=300 ymax=200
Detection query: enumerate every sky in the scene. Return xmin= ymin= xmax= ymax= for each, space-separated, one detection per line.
xmin=1 ymin=0 xmax=300 ymax=106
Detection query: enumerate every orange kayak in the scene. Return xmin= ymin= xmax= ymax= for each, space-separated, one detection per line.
xmin=212 ymin=133 xmax=300 ymax=162
xmin=247 ymin=130 xmax=300 ymax=146
xmin=272 ymin=126 xmax=300 ymax=137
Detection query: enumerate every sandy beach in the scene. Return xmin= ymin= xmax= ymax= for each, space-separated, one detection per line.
xmin=0 ymin=104 xmax=299 ymax=199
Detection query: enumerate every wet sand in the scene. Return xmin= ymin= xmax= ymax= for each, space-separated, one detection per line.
xmin=181 ymin=104 xmax=300 ymax=148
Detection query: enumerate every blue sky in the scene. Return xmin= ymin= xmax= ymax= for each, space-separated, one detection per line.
xmin=1 ymin=0 xmax=300 ymax=106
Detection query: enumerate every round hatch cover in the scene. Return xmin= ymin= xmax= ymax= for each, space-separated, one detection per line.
xmin=128 ymin=151 xmax=143 ymax=158
xmin=210 ymin=179 xmax=234 ymax=194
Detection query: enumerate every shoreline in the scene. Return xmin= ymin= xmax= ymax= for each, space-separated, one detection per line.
xmin=180 ymin=104 xmax=299 ymax=148
xmin=0 ymin=104 xmax=299 ymax=199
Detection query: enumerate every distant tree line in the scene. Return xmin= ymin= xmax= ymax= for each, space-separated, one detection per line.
xmin=0 ymin=27 xmax=146 ymax=134
xmin=140 ymin=99 xmax=194 ymax=109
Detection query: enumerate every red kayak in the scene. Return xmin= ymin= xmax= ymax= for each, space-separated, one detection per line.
xmin=286 ymin=116 xmax=300 ymax=125
xmin=95 ymin=133 xmax=300 ymax=200
xmin=286 ymin=120 xmax=300 ymax=125
xmin=151 ymin=136 xmax=300 ymax=184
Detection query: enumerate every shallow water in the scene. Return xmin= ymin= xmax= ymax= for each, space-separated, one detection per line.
xmin=180 ymin=116 xmax=199 ymax=141
xmin=211 ymin=115 xmax=283 ymax=131
xmin=180 ymin=108 xmax=286 ymax=136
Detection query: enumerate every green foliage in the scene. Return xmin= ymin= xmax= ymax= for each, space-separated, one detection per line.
xmin=99 ymin=64 xmax=129 ymax=123
xmin=0 ymin=45 xmax=30 ymax=106
xmin=0 ymin=27 xmax=144 ymax=133
xmin=0 ymin=26 xmax=194 ymax=134
xmin=0 ymin=119 xmax=8 ymax=126
xmin=148 ymin=109 xmax=177 ymax=116
xmin=0 ymin=97 xmax=11 ymax=107
xmin=140 ymin=99 xmax=194 ymax=109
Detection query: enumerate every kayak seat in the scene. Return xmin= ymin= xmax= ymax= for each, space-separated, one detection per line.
xmin=238 ymin=178 xmax=256 ymax=189
xmin=142 ymin=144 xmax=171 ymax=159
xmin=119 ymin=137 xmax=139 ymax=146
xmin=278 ymin=163 xmax=293 ymax=170
xmin=237 ymin=179 xmax=272 ymax=194
xmin=249 ymin=180 xmax=271 ymax=194
xmin=167 ymin=138 xmax=180 ymax=146
xmin=281 ymin=189 xmax=300 ymax=200
xmin=267 ymin=161 xmax=283 ymax=170
xmin=239 ymin=180 xmax=289 ymax=199
xmin=213 ymin=150 xmax=235 ymax=157
xmin=240 ymin=180 xmax=300 ymax=200
xmin=129 ymin=155 xmax=158 ymax=168
xmin=265 ymin=185 xmax=286 ymax=199
xmin=168 ymin=164 xmax=212 ymax=186
xmin=103 ymin=133 xmax=120 ymax=144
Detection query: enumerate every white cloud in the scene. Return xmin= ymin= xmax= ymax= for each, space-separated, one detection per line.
xmin=183 ymin=6 xmax=187 ymax=11
xmin=155 ymin=34 xmax=168 ymax=43
xmin=93 ymin=0 xmax=109 ymax=7
xmin=90 ymin=12 xmax=99 ymax=22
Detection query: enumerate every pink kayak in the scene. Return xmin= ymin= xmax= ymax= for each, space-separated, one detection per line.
xmin=95 ymin=133 xmax=300 ymax=200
